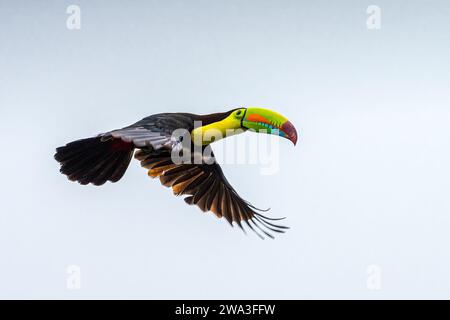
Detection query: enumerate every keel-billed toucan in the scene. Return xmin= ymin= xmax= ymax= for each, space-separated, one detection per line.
xmin=55 ymin=107 xmax=298 ymax=239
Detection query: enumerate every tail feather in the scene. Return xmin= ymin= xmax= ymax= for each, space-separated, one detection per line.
xmin=55 ymin=136 xmax=134 ymax=186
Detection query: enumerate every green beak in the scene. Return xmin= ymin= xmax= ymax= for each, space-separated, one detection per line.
xmin=241 ymin=107 xmax=298 ymax=145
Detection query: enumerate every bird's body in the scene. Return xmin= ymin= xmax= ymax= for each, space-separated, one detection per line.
xmin=55 ymin=107 xmax=298 ymax=238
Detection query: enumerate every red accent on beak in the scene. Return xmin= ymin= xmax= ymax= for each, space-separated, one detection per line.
xmin=281 ymin=121 xmax=298 ymax=145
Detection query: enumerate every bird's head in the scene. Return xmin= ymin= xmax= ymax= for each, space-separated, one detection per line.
xmin=192 ymin=107 xmax=298 ymax=146
xmin=238 ymin=107 xmax=298 ymax=145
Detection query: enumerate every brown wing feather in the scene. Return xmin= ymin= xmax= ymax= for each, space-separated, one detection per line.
xmin=135 ymin=148 xmax=288 ymax=239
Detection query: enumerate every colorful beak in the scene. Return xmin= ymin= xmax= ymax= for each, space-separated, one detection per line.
xmin=241 ymin=107 xmax=298 ymax=145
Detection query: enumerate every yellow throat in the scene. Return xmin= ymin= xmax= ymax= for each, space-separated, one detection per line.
xmin=191 ymin=110 xmax=245 ymax=146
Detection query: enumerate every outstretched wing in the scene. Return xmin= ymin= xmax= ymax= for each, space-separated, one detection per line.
xmin=102 ymin=113 xmax=195 ymax=150
xmin=135 ymin=148 xmax=288 ymax=239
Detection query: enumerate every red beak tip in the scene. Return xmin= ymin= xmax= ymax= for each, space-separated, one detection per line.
xmin=281 ymin=121 xmax=298 ymax=146
xmin=291 ymin=136 xmax=298 ymax=146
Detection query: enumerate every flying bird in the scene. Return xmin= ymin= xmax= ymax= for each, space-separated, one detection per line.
xmin=54 ymin=107 xmax=298 ymax=239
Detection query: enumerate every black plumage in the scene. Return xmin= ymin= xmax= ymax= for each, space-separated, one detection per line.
xmin=55 ymin=136 xmax=134 ymax=186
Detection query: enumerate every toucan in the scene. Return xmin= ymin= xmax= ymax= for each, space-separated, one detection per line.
xmin=55 ymin=107 xmax=298 ymax=239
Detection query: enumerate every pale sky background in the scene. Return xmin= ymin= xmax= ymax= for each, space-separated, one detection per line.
xmin=1 ymin=0 xmax=450 ymax=299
